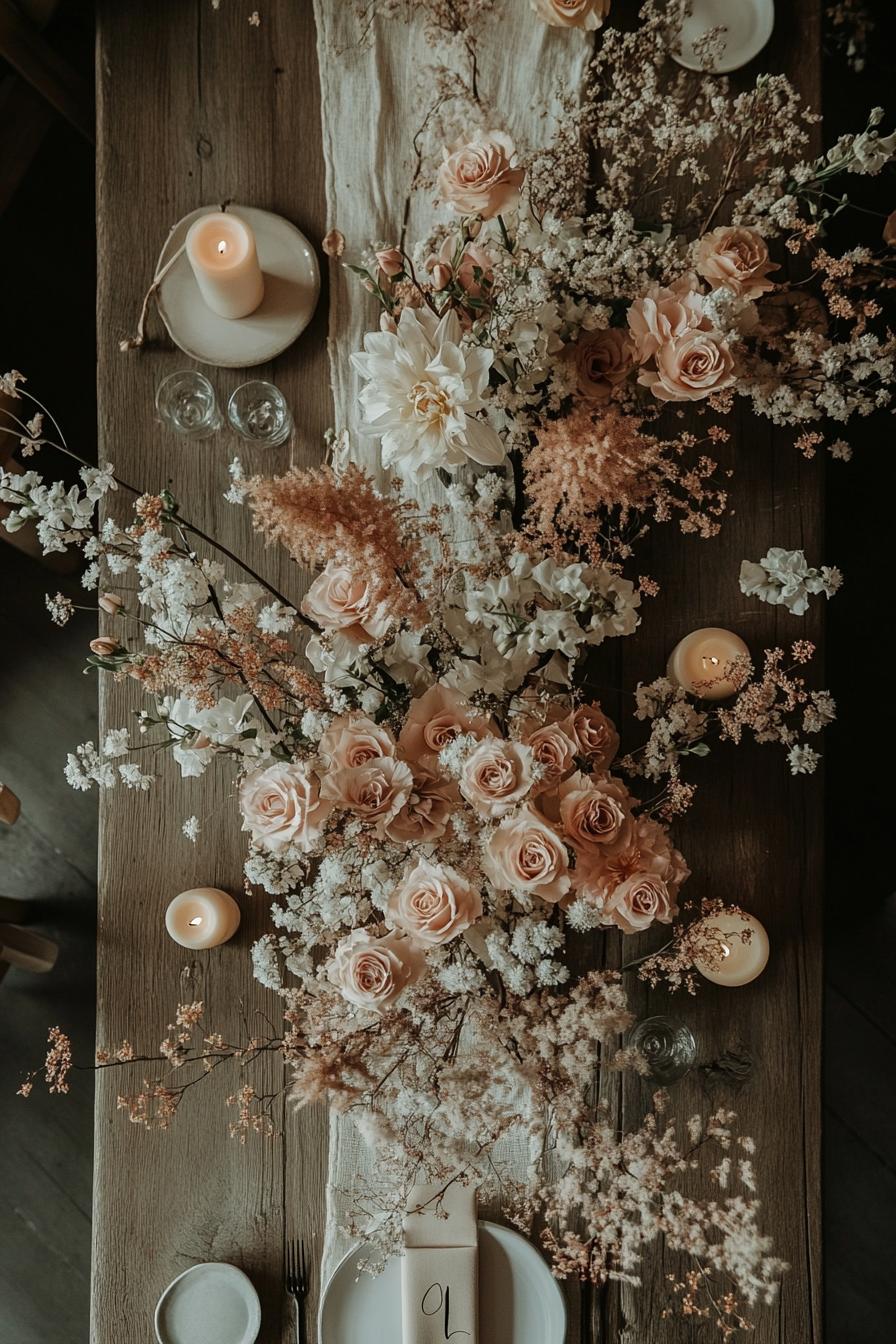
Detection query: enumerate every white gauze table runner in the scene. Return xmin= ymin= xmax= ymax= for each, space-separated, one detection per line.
xmin=311 ymin=0 xmax=591 ymax=1281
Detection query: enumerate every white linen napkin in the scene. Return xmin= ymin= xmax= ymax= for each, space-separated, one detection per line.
xmin=401 ymin=1184 xmax=478 ymax=1344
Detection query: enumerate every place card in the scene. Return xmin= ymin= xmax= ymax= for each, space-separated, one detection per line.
xmin=402 ymin=1183 xmax=478 ymax=1344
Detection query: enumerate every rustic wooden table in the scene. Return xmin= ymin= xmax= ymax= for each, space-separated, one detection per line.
xmin=93 ymin=2 xmax=822 ymax=1341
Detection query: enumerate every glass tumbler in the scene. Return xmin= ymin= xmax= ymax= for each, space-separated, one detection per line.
xmin=155 ymin=371 xmax=222 ymax=439
xmin=227 ymin=380 xmax=293 ymax=447
xmin=628 ymin=1015 xmax=697 ymax=1084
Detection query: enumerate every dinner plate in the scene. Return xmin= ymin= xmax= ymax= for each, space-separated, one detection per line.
xmin=319 ymin=1220 xmax=567 ymax=1344
xmin=156 ymin=204 xmax=320 ymax=369
xmin=671 ymin=0 xmax=774 ymax=73
xmin=154 ymin=1262 xmax=261 ymax=1344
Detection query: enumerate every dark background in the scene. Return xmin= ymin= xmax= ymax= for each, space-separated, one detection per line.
xmin=0 ymin=3 xmax=893 ymax=1341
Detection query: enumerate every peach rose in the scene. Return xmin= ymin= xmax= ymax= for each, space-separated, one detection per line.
xmin=375 ymin=247 xmax=404 ymax=277
xmin=300 ymin=560 xmax=391 ymax=644
xmin=523 ymin=720 xmax=577 ymax=793
xmin=484 ymin=807 xmax=571 ymax=904
xmin=320 ymin=757 xmax=414 ymax=833
xmin=318 ymin=715 xmax=396 ymax=771
xmin=387 ymin=858 xmax=482 ymax=947
xmin=627 ymin=275 xmax=709 ymax=363
xmin=696 ymin=226 xmax=777 ymax=300
xmin=531 ymin=0 xmax=610 ymax=28
xmin=557 ymin=771 xmax=633 ymax=855
xmin=399 ymin=683 xmax=493 ymax=767
xmin=89 ymin=637 xmax=120 ymax=657
xmin=327 ymin=928 xmax=426 ymax=1011
xmin=639 ymin=328 xmax=735 ymax=402
xmin=573 ymin=816 xmax=689 ymax=909
xmin=562 ymin=703 xmax=619 ymax=769
xmin=573 ymin=328 xmax=635 ymax=401
xmin=460 ymin=739 xmax=534 ymax=818
xmin=239 ymin=762 xmax=332 ymax=853
xmin=604 ymin=872 xmax=674 ymax=934
xmin=384 ymin=769 xmax=455 ymax=845
xmin=98 ymin=592 xmax=123 ymax=615
xmin=427 ymin=236 xmax=495 ymax=299
xmin=438 ymin=130 xmax=526 ymax=219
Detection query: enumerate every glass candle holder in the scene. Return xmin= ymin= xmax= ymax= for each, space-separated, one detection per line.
xmin=629 ymin=1015 xmax=697 ymax=1084
xmin=227 ymin=380 xmax=293 ymax=447
xmin=155 ymin=370 xmax=222 ymax=439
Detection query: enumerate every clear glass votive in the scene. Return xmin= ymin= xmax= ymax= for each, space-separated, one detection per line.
xmin=227 ymin=380 xmax=293 ymax=447
xmin=155 ymin=370 xmax=222 ymax=439
xmin=628 ymin=1015 xmax=697 ymax=1084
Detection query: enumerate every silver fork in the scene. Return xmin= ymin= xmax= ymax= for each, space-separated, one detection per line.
xmin=286 ymin=1236 xmax=309 ymax=1344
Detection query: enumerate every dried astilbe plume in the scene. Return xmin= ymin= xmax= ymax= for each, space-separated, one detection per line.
xmin=246 ymin=463 xmax=427 ymax=628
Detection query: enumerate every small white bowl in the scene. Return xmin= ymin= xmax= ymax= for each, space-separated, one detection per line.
xmin=154 ymin=1262 xmax=261 ymax=1344
xmin=671 ymin=0 xmax=774 ymax=73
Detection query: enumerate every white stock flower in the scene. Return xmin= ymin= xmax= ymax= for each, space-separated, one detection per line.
xmin=739 ymin=548 xmax=842 ymax=616
xmin=350 ymin=307 xmax=505 ymax=481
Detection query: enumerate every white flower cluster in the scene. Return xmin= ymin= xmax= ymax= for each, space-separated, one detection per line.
xmin=63 ymin=737 xmax=154 ymax=793
xmin=739 ymin=548 xmax=843 ymax=616
xmin=1 ymin=462 xmax=116 ymax=555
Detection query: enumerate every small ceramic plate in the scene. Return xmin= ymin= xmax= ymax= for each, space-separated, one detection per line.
xmin=156 ymin=205 xmax=320 ymax=369
xmin=319 ymin=1220 xmax=566 ymax=1344
xmin=154 ymin=1262 xmax=261 ymax=1344
xmin=671 ymin=0 xmax=774 ymax=73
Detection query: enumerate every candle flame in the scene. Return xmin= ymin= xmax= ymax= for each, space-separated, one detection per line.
xmin=189 ymin=916 xmax=203 ymax=926
xmin=217 ymin=240 xmax=228 ymax=255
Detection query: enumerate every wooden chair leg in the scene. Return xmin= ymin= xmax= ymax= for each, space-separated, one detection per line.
xmin=0 ymin=896 xmax=31 ymax=921
xmin=0 ymin=782 xmax=21 ymax=825
xmin=0 ymin=0 xmax=93 ymax=144
xmin=0 ymin=923 xmax=59 ymax=974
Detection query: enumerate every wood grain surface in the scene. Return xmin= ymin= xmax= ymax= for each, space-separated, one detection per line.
xmin=93 ymin=3 xmax=822 ymax=1342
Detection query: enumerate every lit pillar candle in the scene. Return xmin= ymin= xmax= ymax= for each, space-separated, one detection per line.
xmin=693 ymin=910 xmax=769 ymax=987
xmin=165 ymin=887 xmax=241 ymax=950
xmin=184 ymin=212 xmax=264 ymax=319
xmin=666 ymin=627 xmax=750 ymax=700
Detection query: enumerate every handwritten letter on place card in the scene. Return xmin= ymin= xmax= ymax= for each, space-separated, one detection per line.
xmin=402 ymin=1184 xmax=478 ymax=1344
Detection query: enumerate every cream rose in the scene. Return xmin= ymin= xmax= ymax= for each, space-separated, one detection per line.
xmin=300 ymin=560 xmax=391 ymax=644
xmin=460 ymin=738 xmax=534 ymax=818
xmin=484 ymin=807 xmax=571 ymax=904
xmin=627 ymin=276 xmax=709 ymax=363
xmin=696 ymin=225 xmax=777 ymax=300
xmin=562 ymin=703 xmax=619 ymax=770
xmin=531 ymin=0 xmax=610 ymax=28
xmin=399 ymin=682 xmax=493 ymax=766
xmin=320 ymin=757 xmax=414 ymax=833
xmin=604 ymin=872 xmax=674 ymax=934
xmin=639 ymin=328 xmax=735 ymax=402
xmin=384 ymin=769 xmax=455 ymax=845
xmin=437 ymin=131 xmax=526 ymax=219
xmin=239 ymin=762 xmax=332 ymax=853
xmin=524 ymin=721 xmax=577 ymax=793
xmin=557 ymin=771 xmax=633 ymax=854
xmin=387 ymin=858 xmax=482 ymax=947
xmin=573 ymin=327 xmax=634 ymax=401
xmin=318 ymin=714 xmax=396 ymax=771
xmin=327 ymin=928 xmax=426 ymax=1011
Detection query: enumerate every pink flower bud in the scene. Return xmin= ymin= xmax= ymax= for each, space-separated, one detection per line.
xmin=375 ymin=247 xmax=404 ymax=277
xmin=98 ymin=592 xmax=123 ymax=615
xmin=90 ymin=637 xmax=119 ymax=657
xmin=431 ymin=262 xmax=452 ymax=291
xmin=379 ymin=313 xmax=398 ymax=334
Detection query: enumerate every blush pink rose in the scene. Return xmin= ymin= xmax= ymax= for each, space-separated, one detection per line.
xmin=300 ymin=560 xmax=391 ymax=644
xmin=531 ymin=0 xmax=610 ymax=28
xmin=523 ymin=720 xmax=577 ymax=793
xmin=460 ymin=738 xmax=534 ymax=818
xmin=427 ymin=237 xmax=495 ymax=299
xmin=696 ymin=225 xmax=777 ymax=300
xmin=438 ymin=131 xmax=526 ymax=219
xmin=318 ymin=714 xmax=396 ymax=770
xmin=399 ymin=682 xmax=493 ymax=767
xmin=484 ymin=807 xmax=571 ymax=904
xmin=320 ymin=757 xmax=414 ymax=834
xmin=627 ymin=275 xmax=709 ymax=363
xmin=239 ymin=762 xmax=332 ymax=853
xmin=574 ymin=328 xmax=635 ymax=401
xmin=387 ymin=858 xmax=482 ymax=947
xmin=557 ymin=771 xmax=634 ymax=855
xmin=573 ymin=816 xmax=689 ymax=912
xmin=562 ymin=703 xmax=620 ymax=770
xmin=327 ymin=928 xmax=426 ymax=1011
xmin=604 ymin=872 xmax=674 ymax=934
xmin=384 ymin=768 xmax=455 ymax=845
xmin=639 ymin=327 xmax=736 ymax=402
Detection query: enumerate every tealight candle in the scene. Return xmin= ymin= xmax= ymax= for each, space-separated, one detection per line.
xmin=165 ymin=887 xmax=241 ymax=950
xmin=184 ymin=212 xmax=264 ymax=319
xmin=666 ymin=627 xmax=750 ymax=700
xmin=693 ymin=911 xmax=769 ymax=987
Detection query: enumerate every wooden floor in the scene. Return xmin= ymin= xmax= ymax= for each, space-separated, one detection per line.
xmin=1 ymin=9 xmax=894 ymax=1344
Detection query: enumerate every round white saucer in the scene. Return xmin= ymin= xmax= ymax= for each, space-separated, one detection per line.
xmin=156 ymin=204 xmax=320 ymax=369
xmin=319 ymin=1220 xmax=566 ymax=1344
xmin=671 ymin=0 xmax=774 ymax=73
xmin=154 ymin=1262 xmax=261 ymax=1344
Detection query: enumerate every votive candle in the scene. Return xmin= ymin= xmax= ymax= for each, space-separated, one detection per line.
xmin=666 ymin=626 xmax=750 ymax=700
xmin=693 ymin=910 xmax=769 ymax=987
xmin=184 ymin=211 xmax=264 ymax=319
xmin=165 ymin=887 xmax=241 ymax=950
